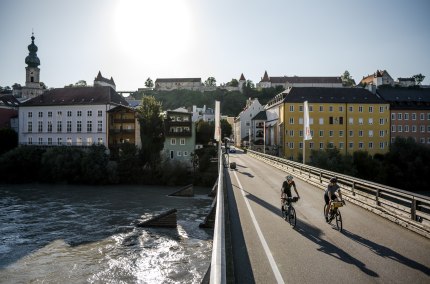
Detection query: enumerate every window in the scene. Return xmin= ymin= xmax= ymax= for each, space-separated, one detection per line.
xmin=358 ymin=118 xmax=363 ymax=125
xmin=86 ymin=137 xmax=92 ymax=146
xmin=339 ymin=130 xmax=344 ymax=137
xmin=412 ymin=113 xmax=416 ymax=120
xmin=299 ymin=142 xmax=303 ymax=149
xmin=48 ymin=138 xmax=53 ymax=145
xmin=328 ymin=142 xmax=334 ymax=149
xmin=319 ymin=118 xmax=324 ymax=125
xmin=379 ymin=106 xmax=384 ymax=113
xmin=379 ymin=118 xmax=385 ymax=125
xmin=309 ymin=106 xmax=313 ymax=112
xmin=397 ymin=113 xmax=402 ymax=120
xmin=379 ymin=130 xmax=385 ymax=137
xmin=404 ymin=125 xmax=409 ymax=132
xmin=184 ymin=151 xmax=188 ymax=156
xmin=359 ymin=130 xmax=363 ymax=137
xmin=38 ymin=112 xmax=43 ymax=118
xmin=319 ymin=142 xmax=324 ymax=149
xmin=27 ymin=121 xmax=32 ymax=132
xmin=180 ymin=138 xmax=185 ymax=145
xmin=368 ymin=130 xmax=373 ymax=137
xmin=38 ymin=121 xmax=43 ymax=132
xmin=98 ymin=138 xmax=103 ymax=145
xmin=339 ymin=106 xmax=343 ymax=112
xmin=98 ymin=110 xmax=103 ymax=117
xmin=369 ymin=106 xmax=373 ymax=113
xmin=359 ymin=142 xmax=364 ymax=149
xmin=391 ymin=113 xmax=396 ymax=120
xmin=339 ymin=142 xmax=344 ymax=149
xmin=391 ymin=125 xmax=396 ymax=132
xmin=28 ymin=112 xmax=33 ymax=118
xmin=299 ymin=130 xmax=303 ymax=137
xmin=67 ymin=121 xmax=72 ymax=132
xmin=319 ymin=130 xmax=324 ymax=137
xmin=67 ymin=111 xmax=72 ymax=117
xmin=87 ymin=121 xmax=92 ymax=132
xmin=319 ymin=106 xmax=324 ymax=112
xmin=369 ymin=142 xmax=373 ymax=149
xmin=171 ymin=138 xmax=176 ymax=145
xmin=358 ymin=106 xmax=363 ymax=112
xmin=299 ymin=106 xmax=303 ymax=112
xmin=57 ymin=138 xmax=62 ymax=145
xmin=289 ymin=117 xmax=294 ymax=124
xmin=38 ymin=137 xmax=43 ymax=145
xmin=349 ymin=106 xmax=353 ymax=112
xmin=48 ymin=111 xmax=52 ymax=118
xmin=289 ymin=105 xmax=294 ymax=112
xmin=368 ymin=118 xmax=373 ymax=125
xmin=289 ymin=130 xmax=294 ymax=137
xmin=57 ymin=111 xmax=62 ymax=117
xmin=404 ymin=113 xmax=409 ymax=120
xmin=329 ymin=106 xmax=333 ymax=112
xmin=48 ymin=121 xmax=52 ymax=132
xmin=349 ymin=142 xmax=353 ymax=149
xmin=87 ymin=110 xmax=92 ymax=117
xmin=57 ymin=121 xmax=62 ymax=132
xmin=329 ymin=130 xmax=334 ymax=137
xmin=77 ymin=137 xmax=82 ymax=146
xmin=289 ymin=142 xmax=294 ymax=149
xmin=420 ymin=138 xmax=425 ymax=144
xmin=420 ymin=113 xmax=425 ymax=120
xmin=310 ymin=130 xmax=314 ymax=137
xmin=77 ymin=121 xmax=82 ymax=132
xmin=349 ymin=130 xmax=353 ymax=137
xmin=349 ymin=118 xmax=353 ymax=124
xmin=339 ymin=117 xmax=343 ymax=124
xmin=77 ymin=111 xmax=82 ymax=117
xmin=412 ymin=125 xmax=417 ymax=132
xmin=97 ymin=121 xmax=102 ymax=132
xmin=420 ymin=125 xmax=425 ymax=133
xmin=309 ymin=142 xmax=314 ymax=149
xmin=398 ymin=125 xmax=402 ymax=132
xmin=28 ymin=137 xmax=32 ymax=145
xmin=67 ymin=137 xmax=72 ymax=146
xmin=170 ymin=150 xmax=174 ymax=159
xmin=329 ymin=117 xmax=333 ymax=124
xmin=380 ymin=142 xmax=385 ymax=149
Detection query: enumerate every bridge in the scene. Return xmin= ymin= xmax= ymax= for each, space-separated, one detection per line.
xmin=207 ymin=148 xmax=430 ymax=283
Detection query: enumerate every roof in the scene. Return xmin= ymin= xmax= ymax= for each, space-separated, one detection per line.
xmin=283 ymin=87 xmax=386 ymax=104
xmin=252 ymin=111 xmax=267 ymax=120
xmin=20 ymin=86 xmax=129 ymax=107
xmin=0 ymin=94 xmax=20 ymax=107
xmin=377 ymin=88 xmax=430 ymax=106
xmin=107 ymin=105 xmax=136 ymax=113
xmin=155 ymin=78 xmax=201 ymax=83
xmin=239 ymin=73 xmax=246 ymax=81
xmin=95 ymin=71 xmax=116 ymax=85
xmin=272 ymin=76 xmax=342 ymax=84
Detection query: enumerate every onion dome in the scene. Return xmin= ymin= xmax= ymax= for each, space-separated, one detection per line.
xmin=25 ymin=33 xmax=40 ymax=68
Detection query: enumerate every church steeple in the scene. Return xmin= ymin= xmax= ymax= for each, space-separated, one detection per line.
xmin=25 ymin=33 xmax=40 ymax=68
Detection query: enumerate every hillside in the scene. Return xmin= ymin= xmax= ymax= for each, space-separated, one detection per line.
xmin=130 ymin=87 xmax=284 ymax=116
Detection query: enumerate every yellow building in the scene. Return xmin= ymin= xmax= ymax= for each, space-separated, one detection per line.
xmin=279 ymin=87 xmax=390 ymax=162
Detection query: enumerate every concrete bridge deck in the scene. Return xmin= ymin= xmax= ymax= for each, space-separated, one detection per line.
xmin=225 ymin=150 xmax=430 ymax=283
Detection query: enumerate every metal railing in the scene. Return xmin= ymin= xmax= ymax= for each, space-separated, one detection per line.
xmin=247 ymin=149 xmax=430 ymax=238
xmin=209 ymin=145 xmax=227 ymax=283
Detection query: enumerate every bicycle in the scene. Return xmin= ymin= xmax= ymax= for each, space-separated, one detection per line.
xmin=281 ymin=196 xmax=299 ymax=228
xmin=324 ymin=200 xmax=345 ymax=232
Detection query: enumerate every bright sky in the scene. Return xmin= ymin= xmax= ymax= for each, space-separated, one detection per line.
xmin=1 ymin=0 xmax=429 ymax=90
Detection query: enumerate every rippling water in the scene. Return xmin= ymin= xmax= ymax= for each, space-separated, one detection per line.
xmin=0 ymin=184 xmax=213 ymax=283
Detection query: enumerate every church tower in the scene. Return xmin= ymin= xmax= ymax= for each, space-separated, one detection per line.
xmin=22 ymin=33 xmax=44 ymax=99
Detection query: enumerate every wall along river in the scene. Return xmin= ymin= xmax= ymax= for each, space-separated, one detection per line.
xmin=0 ymin=184 xmax=213 ymax=283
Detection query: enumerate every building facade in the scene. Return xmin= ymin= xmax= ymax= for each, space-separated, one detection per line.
xmin=233 ymin=98 xmax=264 ymax=147
xmin=107 ymin=105 xmax=140 ymax=149
xmin=94 ymin=71 xmax=116 ymax=90
xmin=377 ymin=88 xmax=430 ymax=145
xmin=18 ymin=86 xmax=129 ymax=148
xmin=163 ymin=109 xmax=195 ymax=167
xmin=279 ymin=87 xmax=390 ymax=162
xmin=257 ymin=71 xmax=343 ymax=89
xmin=154 ymin=78 xmax=204 ymax=91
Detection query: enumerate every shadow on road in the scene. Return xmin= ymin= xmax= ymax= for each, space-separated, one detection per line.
xmin=342 ymin=229 xmax=430 ymax=276
xmin=236 ymin=188 xmax=379 ymax=278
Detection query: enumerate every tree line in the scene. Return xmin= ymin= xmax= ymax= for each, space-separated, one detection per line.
xmin=307 ymin=137 xmax=430 ymax=193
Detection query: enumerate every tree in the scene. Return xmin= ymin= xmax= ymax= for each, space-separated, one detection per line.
xmin=221 ymin=119 xmax=232 ymax=139
xmin=137 ymin=96 xmax=165 ymax=171
xmin=245 ymin=80 xmax=255 ymax=89
xmin=341 ymin=70 xmax=355 ymax=87
xmin=0 ymin=128 xmax=18 ymax=155
xmin=204 ymin=77 xmax=216 ymax=87
xmin=412 ymin=73 xmax=425 ymax=86
xmin=196 ymin=120 xmax=214 ymax=145
xmin=145 ymin=77 xmax=154 ymax=88
xmin=227 ymin=79 xmax=239 ymax=87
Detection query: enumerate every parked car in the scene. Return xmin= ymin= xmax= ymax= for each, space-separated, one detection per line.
xmin=229 ymin=147 xmax=236 ymax=153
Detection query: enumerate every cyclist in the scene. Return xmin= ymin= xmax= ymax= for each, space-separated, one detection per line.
xmin=324 ymin=177 xmax=343 ymax=222
xmin=281 ymin=175 xmax=300 ymax=218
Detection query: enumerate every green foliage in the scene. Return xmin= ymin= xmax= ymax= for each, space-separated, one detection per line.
xmin=196 ymin=120 xmax=214 ymax=145
xmin=341 ymin=70 xmax=355 ymax=86
xmin=117 ymin=143 xmax=142 ymax=183
xmin=0 ymin=146 xmax=45 ymax=183
xmin=204 ymin=77 xmax=216 ymax=86
xmin=80 ymin=145 xmax=110 ymax=184
xmin=0 ymin=128 xmax=18 ymax=155
xmin=40 ymin=146 xmax=84 ymax=183
xmin=221 ymin=119 xmax=232 ymax=139
xmin=137 ymin=96 xmax=165 ymax=171
xmin=227 ymin=79 xmax=239 ymax=87
xmin=158 ymin=159 xmax=192 ymax=186
xmin=412 ymin=73 xmax=425 ymax=86
xmin=145 ymin=77 xmax=154 ymax=88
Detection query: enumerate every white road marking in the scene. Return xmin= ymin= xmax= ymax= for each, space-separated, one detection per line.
xmin=233 ymin=170 xmax=285 ymax=284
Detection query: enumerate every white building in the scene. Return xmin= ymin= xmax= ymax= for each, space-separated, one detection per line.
xmin=154 ymin=78 xmax=204 ymax=91
xmin=191 ymin=105 xmax=215 ymax=122
xmin=18 ymin=86 xmax=129 ymax=147
xmin=233 ymin=98 xmax=264 ymax=147
xmin=256 ymin=71 xmax=343 ymax=90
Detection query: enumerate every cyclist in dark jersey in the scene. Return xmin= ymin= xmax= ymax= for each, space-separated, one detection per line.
xmin=281 ymin=175 xmax=300 ymax=200
xmin=324 ymin=177 xmax=343 ymax=222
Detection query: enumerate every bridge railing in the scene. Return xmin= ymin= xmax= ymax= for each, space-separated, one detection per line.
xmin=247 ymin=149 xmax=430 ymax=238
xmin=209 ymin=146 xmax=227 ymax=284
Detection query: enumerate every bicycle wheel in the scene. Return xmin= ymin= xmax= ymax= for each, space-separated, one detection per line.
xmin=324 ymin=204 xmax=328 ymax=220
xmin=281 ymin=203 xmax=287 ymax=219
xmin=335 ymin=210 xmax=343 ymax=232
xmin=288 ymin=206 xmax=296 ymax=228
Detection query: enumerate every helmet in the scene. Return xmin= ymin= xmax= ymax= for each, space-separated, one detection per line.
xmin=330 ymin=177 xmax=338 ymax=183
xmin=286 ymin=175 xmax=293 ymax=181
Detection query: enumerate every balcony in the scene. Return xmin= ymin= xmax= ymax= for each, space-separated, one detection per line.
xmin=165 ymin=121 xmax=191 ymax=127
xmin=109 ymin=128 xmax=135 ymax=134
xmin=112 ymin=118 xmax=135 ymax=123
xmin=165 ymin=130 xmax=192 ymax=137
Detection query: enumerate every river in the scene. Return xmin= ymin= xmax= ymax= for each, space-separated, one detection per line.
xmin=0 ymin=184 xmax=213 ymax=283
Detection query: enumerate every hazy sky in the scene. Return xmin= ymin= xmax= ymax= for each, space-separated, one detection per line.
xmin=1 ymin=0 xmax=429 ymax=90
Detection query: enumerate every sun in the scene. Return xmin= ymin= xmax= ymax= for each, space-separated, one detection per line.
xmin=114 ymin=0 xmax=193 ymax=60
